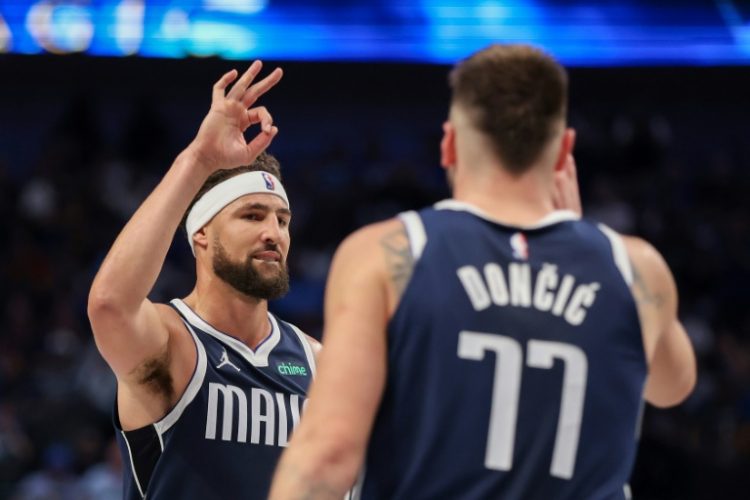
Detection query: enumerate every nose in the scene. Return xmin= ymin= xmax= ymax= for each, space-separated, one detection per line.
xmin=260 ymin=216 xmax=282 ymax=244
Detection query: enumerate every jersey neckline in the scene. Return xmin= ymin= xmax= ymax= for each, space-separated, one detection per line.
xmin=170 ymin=298 xmax=280 ymax=367
xmin=434 ymin=199 xmax=580 ymax=230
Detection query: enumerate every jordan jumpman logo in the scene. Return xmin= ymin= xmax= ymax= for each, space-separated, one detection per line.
xmin=216 ymin=348 xmax=241 ymax=372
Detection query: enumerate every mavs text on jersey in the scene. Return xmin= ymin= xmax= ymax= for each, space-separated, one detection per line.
xmin=115 ymin=299 xmax=316 ymax=500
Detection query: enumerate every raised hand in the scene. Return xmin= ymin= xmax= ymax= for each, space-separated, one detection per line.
xmin=190 ymin=60 xmax=283 ymax=174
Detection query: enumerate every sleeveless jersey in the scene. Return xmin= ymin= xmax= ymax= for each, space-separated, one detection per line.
xmin=114 ymin=299 xmax=316 ymax=500
xmin=359 ymin=200 xmax=647 ymax=500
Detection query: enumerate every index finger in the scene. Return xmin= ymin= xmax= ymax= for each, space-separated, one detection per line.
xmin=227 ymin=60 xmax=263 ymax=100
xmin=212 ymin=69 xmax=238 ymax=102
xmin=241 ymin=67 xmax=283 ymax=107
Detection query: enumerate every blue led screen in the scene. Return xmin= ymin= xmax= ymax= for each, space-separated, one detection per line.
xmin=1 ymin=0 xmax=750 ymax=65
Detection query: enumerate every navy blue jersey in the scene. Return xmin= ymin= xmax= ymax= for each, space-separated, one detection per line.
xmin=114 ymin=299 xmax=316 ymax=500
xmin=359 ymin=201 xmax=646 ymax=500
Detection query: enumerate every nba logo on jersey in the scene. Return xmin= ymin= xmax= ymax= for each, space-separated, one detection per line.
xmin=262 ymin=172 xmax=275 ymax=190
xmin=510 ymin=232 xmax=529 ymax=260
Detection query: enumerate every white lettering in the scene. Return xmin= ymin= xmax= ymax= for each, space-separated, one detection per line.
xmin=290 ymin=394 xmax=302 ymax=428
xmin=276 ymin=392 xmax=289 ymax=447
xmin=533 ymin=264 xmax=558 ymax=311
xmin=564 ymin=283 xmax=600 ymax=326
xmin=250 ymin=388 xmax=275 ymax=445
xmin=205 ymin=384 xmax=305 ymax=447
xmin=206 ymin=383 xmax=247 ymax=442
xmin=458 ymin=266 xmax=491 ymax=311
xmin=484 ymin=263 xmax=509 ymax=306
xmin=551 ymin=274 xmax=576 ymax=316
xmin=456 ymin=262 xmax=600 ymax=326
xmin=509 ymin=263 xmax=531 ymax=307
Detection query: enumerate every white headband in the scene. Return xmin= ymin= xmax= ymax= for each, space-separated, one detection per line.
xmin=185 ymin=171 xmax=289 ymax=256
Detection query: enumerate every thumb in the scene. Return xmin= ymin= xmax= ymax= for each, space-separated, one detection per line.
xmin=245 ymin=126 xmax=279 ymax=161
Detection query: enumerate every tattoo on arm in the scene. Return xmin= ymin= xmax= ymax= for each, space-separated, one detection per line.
xmin=380 ymin=226 xmax=415 ymax=299
xmin=631 ymin=263 xmax=666 ymax=308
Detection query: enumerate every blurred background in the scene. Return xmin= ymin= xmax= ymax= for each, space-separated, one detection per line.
xmin=1 ymin=0 xmax=749 ymax=499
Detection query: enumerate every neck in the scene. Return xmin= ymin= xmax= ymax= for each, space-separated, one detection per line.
xmin=447 ymin=108 xmax=565 ymax=225
xmin=184 ymin=274 xmax=271 ymax=349
xmin=451 ymin=159 xmax=556 ymax=226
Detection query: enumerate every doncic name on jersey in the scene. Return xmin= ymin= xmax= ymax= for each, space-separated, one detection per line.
xmin=456 ymin=232 xmax=600 ymax=326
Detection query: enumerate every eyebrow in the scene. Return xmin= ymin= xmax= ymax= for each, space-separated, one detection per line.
xmin=236 ymin=202 xmax=292 ymax=217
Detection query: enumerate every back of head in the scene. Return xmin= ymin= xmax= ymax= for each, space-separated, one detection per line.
xmin=449 ymin=44 xmax=568 ymax=174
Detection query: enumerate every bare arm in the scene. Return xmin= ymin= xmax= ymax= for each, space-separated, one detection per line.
xmin=624 ymin=236 xmax=696 ymax=407
xmin=269 ymin=219 xmax=408 ymax=499
xmin=88 ymin=62 xmax=282 ymax=380
xmin=553 ymin=153 xmax=693 ymax=405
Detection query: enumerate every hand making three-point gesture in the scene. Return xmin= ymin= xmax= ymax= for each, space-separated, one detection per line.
xmin=189 ymin=60 xmax=283 ymax=174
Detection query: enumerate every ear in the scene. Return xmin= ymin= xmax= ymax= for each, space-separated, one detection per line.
xmin=554 ymin=128 xmax=576 ymax=172
xmin=440 ymin=120 xmax=456 ymax=169
xmin=193 ymin=227 xmax=209 ymax=254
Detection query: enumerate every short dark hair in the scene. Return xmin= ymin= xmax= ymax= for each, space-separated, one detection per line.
xmin=180 ymin=152 xmax=283 ymax=233
xmin=449 ymin=44 xmax=568 ymax=174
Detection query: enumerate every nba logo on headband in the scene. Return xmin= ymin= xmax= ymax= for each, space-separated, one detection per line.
xmin=262 ymin=172 xmax=275 ymax=190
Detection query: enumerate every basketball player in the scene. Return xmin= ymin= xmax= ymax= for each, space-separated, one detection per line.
xmin=88 ymin=61 xmax=319 ymax=499
xmin=269 ymin=45 xmax=696 ymax=499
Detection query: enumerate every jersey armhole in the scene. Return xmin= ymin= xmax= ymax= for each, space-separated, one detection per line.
xmin=597 ymin=223 xmax=634 ymax=286
xmin=152 ymin=309 xmax=208 ymax=435
xmin=289 ymin=324 xmax=317 ymax=378
xmin=398 ymin=211 xmax=427 ymax=262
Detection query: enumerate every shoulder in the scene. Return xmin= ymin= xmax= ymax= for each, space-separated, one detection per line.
xmin=334 ymin=217 xmax=411 ymax=279
xmin=330 ymin=218 xmax=407 ymax=284
xmin=330 ymin=217 xmax=414 ymax=315
xmin=620 ymin=235 xmax=678 ymax=320
xmin=154 ymin=302 xmax=188 ymax=333
xmin=621 ymin=236 xmax=675 ymax=289
xmin=335 ymin=217 xmax=406 ymax=258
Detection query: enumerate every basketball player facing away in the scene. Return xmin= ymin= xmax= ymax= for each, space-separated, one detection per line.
xmin=270 ymin=45 xmax=696 ymax=500
xmin=88 ymin=62 xmax=320 ymax=500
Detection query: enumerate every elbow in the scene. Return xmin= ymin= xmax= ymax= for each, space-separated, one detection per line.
xmin=646 ymin=363 xmax=697 ymax=409
xmin=285 ymin=428 xmax=364 ymax=493
xmin=671 ymin=365 xmax=697 ymax=407
xmin=317 ymin=437 xmax=363 ymax=483
xmin=87 ymin=286 xmax=116 ymax=321
xmin=87 ymin=285 xmax=131 ymax=337
xmin=308 ymin=436 xmax=363 ymax=486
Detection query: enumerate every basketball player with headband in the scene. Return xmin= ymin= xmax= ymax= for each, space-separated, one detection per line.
xmin=88 ymin=61 xmax=319 ymax=500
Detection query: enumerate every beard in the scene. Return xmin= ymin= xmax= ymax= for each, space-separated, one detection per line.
xmin=212 ymin=239 xmax=290 ymax=301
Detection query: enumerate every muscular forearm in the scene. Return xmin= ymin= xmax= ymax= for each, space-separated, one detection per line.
xmin=90 ymin=146 xmax=209 ymax=313
xmin=270 ymin=431 xmax=362 ymax=500
xmin=645 ymin=320 xmax=696 ymax=407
